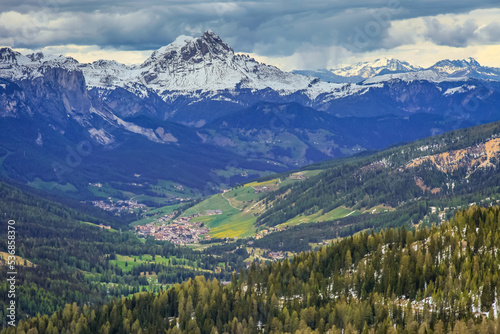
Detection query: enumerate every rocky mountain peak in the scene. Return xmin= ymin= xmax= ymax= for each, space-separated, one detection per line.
xmin=432 ymin=58 xmax=482 ymax=69
xmin=200 ymin=30 xmax=232 ymax=53
xmin=179 ymin=30 xmax=233 ymax=61
xmin=466 ymin=57 xmax=481 ymax=67
xmin=27 ymin=52 xmax=45 ymax=62
xmin=143 ymin=30 xmax=233 ymax=68
xmin=0 ymin=47 xmax=22 ymax=64
xmin=327 ymin=58 xmax=421 ymax=79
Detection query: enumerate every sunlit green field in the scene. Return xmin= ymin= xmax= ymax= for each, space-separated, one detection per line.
xmin=135 ymin=169 xmax=328 ymax=238
xmin=29 ymin=177 xmax=78 ymax=193
xmin=109 ymin=254 xmax=210 ymax=273
xmin=282 ymin=206 xmax=361 ymax=226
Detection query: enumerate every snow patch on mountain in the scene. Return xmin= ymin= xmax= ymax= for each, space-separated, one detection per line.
xmin=36 ymin=132 xmax=43 ymax=146
xmin=106 ymin=112 xmax=161 ymax=143
xmin=87 ymin=106 xmax=179 ymax=144
xmin=362 ymin=70 xmax=468 ymax=84
xmin=88 ymin=128 xmax=115 ymax=145
xmin=443 ymin=85 xmax=476 ymax=96
xmin=155 ymin=127 xmax=178 ymax=142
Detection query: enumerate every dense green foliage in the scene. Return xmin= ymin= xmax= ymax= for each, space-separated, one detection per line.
xmin=0 ymin=182 xmax=247 ymax=326
xmin=6 ymin=206 xmax=500 ymax=333
xmin=4 ymin=120 xmax=500 ymax=332
xmin=254 ymin=202 xmax=429 ymax=253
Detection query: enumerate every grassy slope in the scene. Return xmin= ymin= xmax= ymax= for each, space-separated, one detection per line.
xmin=109 ymin=254 xmax=210 ymax=273
xmin=182 ymin=191 xmax=257 ymax=238
xmin=282 ymin=206 xmax=359 ymax=226
xmin=173 ymin=169 xmax=337 ymax=238
xmin=129 ymin=166 xmax=390 ymax=239
xmin=28 ymin=177 xmax=78 ymax=193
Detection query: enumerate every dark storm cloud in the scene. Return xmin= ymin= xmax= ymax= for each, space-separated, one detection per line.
xmin=480 ymin=22 xmax=500 ymax=43
xmin=423 ymin=18 xmax=479 ymax=47
xmin=1 ymin=0 xmax=499 ymax=54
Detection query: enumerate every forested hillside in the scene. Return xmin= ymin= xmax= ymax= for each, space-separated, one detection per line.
xmin=6 ymin=206 xmax=500 ymax=333
xmin=257 ymin=121 xmax=500 ymax=228
xmin=171 ymin=120 xmax=500 ymax=250
xmin=0 ymin=182 xmax=247 ymax=325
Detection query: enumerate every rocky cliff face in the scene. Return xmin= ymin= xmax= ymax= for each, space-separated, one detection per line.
xmin=0 ymin=79 xmax=32 ymax=118
xmin=406 ymin=138 xmax=500 ymax=177
xmin=18 ymin=67 xmax=91 ymax=124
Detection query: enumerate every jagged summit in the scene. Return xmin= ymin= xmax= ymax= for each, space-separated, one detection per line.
xmin=432 ymin=57 xmax=481 ymax=68
xmin=429 ymin=58 xmax=484 ymax=75
xmin=143 ymin=30 xmax=233 ymax=68
xmin=26 ymin=52 xmax=45 ymax=62
xmin=200 ymin=29 xmax=233 ymax=53
xmin=130 ymin=30 xmax=336 ymax=96
xmin=0 ymin=47 xmax=23 ymax=64
xmin=294 ymin=58 xmax=422 ymax=83
xmin=0 ymin=47 xmax=79 ymax=68
xmin=424 ymin=57 xmax=500 ymax=80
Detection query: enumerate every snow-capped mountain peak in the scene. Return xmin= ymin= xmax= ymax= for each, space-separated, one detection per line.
xmin=427 ymin=57 xmax=500 ymax=80
xmin=143 ymin=30 xmax=234 ymax=68
xmin=132 ymin=31 xmax=351 ymax=97
xmin=440 ymin=57 xmax=481 ymax=70
xmin=429 ymin=57 xmax=487 ymax=75
xmin=466 ymin=57 xmax=481 ymax=67
xmin=331 ymin=58 xmax=422 ymax=78
xmin=26 ymin=52 xmax=79 ymax=66
xmin=0 ymin=47 xmax=26 ymax=65
xmin=294 ymin=58 xmax=423 ymax=83
xmin=26 ymin=52 xmax=45 ymax=62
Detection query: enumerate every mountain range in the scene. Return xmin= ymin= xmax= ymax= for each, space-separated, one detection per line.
xmin=1 ymin=30 xmax=500 ymax=202
xmin=294 ymin=57 xmax=500 ymax=83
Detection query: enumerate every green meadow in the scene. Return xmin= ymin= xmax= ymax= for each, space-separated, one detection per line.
xmin=109 ymin=254 xmax=210 ymax=273
xmin=130 ymin=169 xmax=328 ymax=239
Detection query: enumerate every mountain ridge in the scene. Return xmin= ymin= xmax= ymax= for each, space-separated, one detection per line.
xmin=1 ymin=31 xmax=500 ymax=202
xmin=296 ymin=56 xmax=500 ymax=83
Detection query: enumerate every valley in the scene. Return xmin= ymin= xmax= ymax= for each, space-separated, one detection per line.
xmin=123 ymin=121 xmax=500 ymax=250
xmin=1 ymin=25 xmax=500 ymax=334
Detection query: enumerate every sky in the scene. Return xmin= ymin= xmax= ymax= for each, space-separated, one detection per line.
xmin=2 ymin=0 xmax=500 ymax=71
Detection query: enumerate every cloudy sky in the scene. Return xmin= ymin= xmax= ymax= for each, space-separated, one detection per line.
xmin=2 ymin=0 xmax=500 ymax=70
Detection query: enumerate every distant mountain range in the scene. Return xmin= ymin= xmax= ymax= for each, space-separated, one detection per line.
xmin=294 ymin=58 xmax=422 ymax=83
xmin=294 ymin=57 xmax=500 ymax=83
xmin=1 ymin=31 xmax=500 ymax=201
